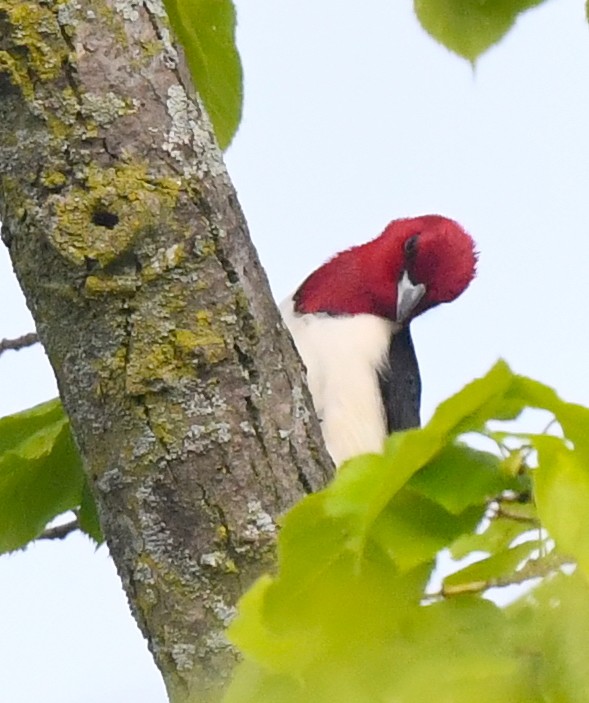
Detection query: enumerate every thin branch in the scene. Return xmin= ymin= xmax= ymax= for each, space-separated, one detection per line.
xmin=484 ymin=491 xmax=538 ymax=525
xmin=37 ymin=519 xmax=79 ymax=541
xmin=0 ymin=332 xmax=38 ymax=356
xmin=426 ymin=553 xmax=573 ymax=601
xmin=495 ymin=504 xmax=540 ymax=525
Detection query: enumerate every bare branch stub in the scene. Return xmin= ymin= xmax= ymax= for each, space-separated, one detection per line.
xmin=38 ymin=518 xmax=79 ymax=541
xmin=0 ymin=332 xmax=38 ymax=356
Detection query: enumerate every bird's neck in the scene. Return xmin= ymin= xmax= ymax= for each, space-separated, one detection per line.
xmin=293 ymin=245 xmax=396 ymax=318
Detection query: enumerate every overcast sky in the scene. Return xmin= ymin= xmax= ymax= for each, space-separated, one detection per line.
xmin=1 ymin=1 xmax=587 ymax=701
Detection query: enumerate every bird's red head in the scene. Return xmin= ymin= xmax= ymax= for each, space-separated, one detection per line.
xmin=293 ymin=215 xmax=477 ymax=322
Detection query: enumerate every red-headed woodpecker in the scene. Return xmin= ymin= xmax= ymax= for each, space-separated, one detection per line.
xmin=280 ymin=215 xmax=477 ymax=465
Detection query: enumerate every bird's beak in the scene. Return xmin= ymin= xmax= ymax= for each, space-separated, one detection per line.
xmin=396 ymin=270 xmax=426 ymax=323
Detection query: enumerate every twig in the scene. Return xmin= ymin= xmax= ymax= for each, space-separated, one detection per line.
xmin=426 ymin=553 xmax=573 ymax=601
xmin=495 ymin=504 xmax=540 ymax=525
xmin=0 ymin=332 xmax=39 ymax=357
xmin=37 ymin=519 xmax=79 ymax=541
xmin=484 ymin=491 xmax=538 ymax=525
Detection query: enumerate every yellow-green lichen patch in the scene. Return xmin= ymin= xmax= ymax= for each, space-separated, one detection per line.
xmin=84 ymin=274 xmax=139 ymax=297
xmin=154 ymin=282 xmax=189 ymax=314
xmin=0 ymin=51 xmax=31 ymax=99
xmin=144 ymin=408 xmax=177 ymax=449
xmin=40 ymin=170 xmax=67 ymax=190
xmin=174 ymin=325 xmax=226 ymax=366
xmin=174 ymin=309 xmax=228 ymax=365
xmin=0 ymin=2 xmax=68 ymax=88
xmin=45 ymin=112 xmax=73 ymax=143
xmin=125 ymin=321 xmax=201 ymax=396
xmin=124 ymin=311 xmax=228 ymax=395
xmin=196 ymin=310 xmax=212 ymax=325
xmin=131 ymin=37 xmax=166 ymax=72
xmin=174 ymin=329 xmax=201 ymax=351
xmin=49 ymin=162 xmax=182 ymax=267
xmin=126 ymin=339 xmax=182 ymax=395
xmin=193 ymin=239 xmax=216 ymax=260
xmin=140 ymin=38 xmax=163 ymax=59
xmin=45 ymin=86 xmax=81 ymax=128
xmin=137 ymin=397 xmax=188 ymax=457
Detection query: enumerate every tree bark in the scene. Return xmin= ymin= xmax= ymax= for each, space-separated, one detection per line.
xmin=0 ymin=1 xmax=333 ymax=700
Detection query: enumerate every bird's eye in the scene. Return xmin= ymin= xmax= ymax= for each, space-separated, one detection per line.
xmin=404 ymin=234 xmax=419 ymax=258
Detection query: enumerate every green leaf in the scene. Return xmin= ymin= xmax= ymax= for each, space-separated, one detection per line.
xmin=268 ymin=493 xmax=355 ymax=617
xmin=444 ymin=540 xmax=540 ymax=589
xmin=414 ymin=0 xmax=547 ymax=63
xmin=226 ymin=562 xmax=432 ymax=703
xmin=411 ymin=444 xmax=514 ymax=515
xmin=386 ymin=598 xmax=537 ymax=703
xmin=507 ymin=374 xmax=589 ymax=460
xmin=423 ymin=360 xmax=515 ymax=435
xmin=163 ymin=0 xmax=242 ymax=149
xmin=0 ymin=398 xmax=64 ymax=454
xmin=534 ymin=436 xmax=589 ymax=579
xmin=509 ymin=571 xmax=589 ymax=702
xmin=372 ymin=489 xmax=482 ymax=571
xmin=0 ymin=404 xmax=86 ymax=554
xmin=451 ymin=514 xmax=533 ymax=560
xmin=224 ymin=575 xmax=301 ymax=674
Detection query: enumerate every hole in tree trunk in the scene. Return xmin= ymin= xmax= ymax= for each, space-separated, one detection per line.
xmin=92 ymin=209 xmax=119 ymax=229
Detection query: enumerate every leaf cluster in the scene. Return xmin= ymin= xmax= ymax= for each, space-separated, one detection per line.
xmin=224 ymin=362 xmax=589 ymax=702
xmin=0 ymin=399 xmax=102 ymax=553
xmin=1 ymin=363 xmax=588 ymax=700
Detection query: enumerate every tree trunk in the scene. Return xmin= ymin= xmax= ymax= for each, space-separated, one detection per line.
xmin=0 ymin=1 xmax=333 ymax=700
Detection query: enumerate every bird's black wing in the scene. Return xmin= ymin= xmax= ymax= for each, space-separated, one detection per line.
xmin=377 ymin=324 xmax=421 ymax=433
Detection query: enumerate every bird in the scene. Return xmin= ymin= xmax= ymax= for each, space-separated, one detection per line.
xmin=280 ymin=215 xmax=477 ymax=466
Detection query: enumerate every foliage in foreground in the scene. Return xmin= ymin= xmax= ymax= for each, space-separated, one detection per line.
xmin=224 ymin=361 xmax=589 ymax=702
xmin=1 ymin=358 xmax=589 ymax=700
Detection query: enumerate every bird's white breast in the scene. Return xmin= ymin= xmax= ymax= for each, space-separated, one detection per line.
xmin=280 ymin=296 xmax=397 ymax=465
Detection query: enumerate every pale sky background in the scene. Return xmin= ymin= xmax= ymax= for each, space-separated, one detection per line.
xmin=1 ymin=1 xmax=588 ymax=701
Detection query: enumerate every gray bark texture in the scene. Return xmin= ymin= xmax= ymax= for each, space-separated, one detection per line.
xmin=0 ymin=1 xmax=333 ymax=700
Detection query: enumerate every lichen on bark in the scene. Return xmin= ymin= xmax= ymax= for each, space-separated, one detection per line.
xmin=0 ymin=1 xmax=333 ymax=701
